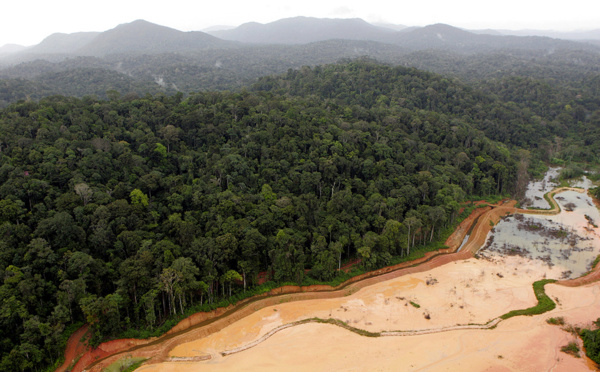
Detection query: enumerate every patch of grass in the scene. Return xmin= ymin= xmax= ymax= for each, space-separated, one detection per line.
xmin=409 ymin=301 xmax=420 ymax=308
xmin=558 ymin=179 xmax=571 ymax=188
xmin=500 ymin=279 xmax=557 ymax=320
xmin=103 ymin=356 xmax=147 ymax=372
xmin=593 ymin=255 xmax=600 ymax=270
xmin=546 ymin=317 xmax=565 ymax=326
xmin=561 ymin=341 xmax=580 ymax=357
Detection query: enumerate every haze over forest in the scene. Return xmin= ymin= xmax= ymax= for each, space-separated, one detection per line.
xmin=1 ymin=16 xmax=600 ymax=106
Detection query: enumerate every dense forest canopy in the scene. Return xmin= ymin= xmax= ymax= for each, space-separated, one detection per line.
xmin=0 ymin=59 xmax=599 ymax=371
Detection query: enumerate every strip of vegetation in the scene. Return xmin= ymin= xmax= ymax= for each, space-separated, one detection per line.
xmin=579 ymin=318 xmax=600 ymax=366
xmin=544 ymin=191 xmax=559 ymax=211
xmin=466 ymin=194 xmax=510 ymax=204
xmin=582 ymin=333 xmax=600 ymax=364
xmin=500 ymin=279 xmax=557 ymax=320
xmin=409 ymin=301 xmax=421 ymax=308
xmin=311 ymin=318 xmax=380 ymax=338
xmin=592 ymin=256 xmax=600 ymax=270
xmin=219 ymin=317 xmax=382 ymax=356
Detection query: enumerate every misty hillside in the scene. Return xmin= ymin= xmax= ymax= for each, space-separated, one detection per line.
xmin=0 ymin=44 xmax=27 ymax=57
xmin=389 ymin=24 xmax=597 ymax=53
xmin=208 ymin=16 xmax=396 ymax=44
xmin=77 ymin=19 xmax=232 ymax=56
xmin=207 ymin=19 xmax=598 ymax=54
xmin=0 ymin=20 xmax=233 ymax=63
xmin=24 ymin=32 xmax=100 ymax=55
xmin=497 ymin=28 xmax=600 ymax=41
xmin=2 ymin=19 xmax=597 ymax=64
xmin=1 ymin=18 xmax=600 ymax=106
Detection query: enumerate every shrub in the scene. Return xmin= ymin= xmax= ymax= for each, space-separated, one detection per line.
xmin=560 ymin=341 xmax=580 ymax=357
xmin=546 ymin=317 xmax=565 ymax=325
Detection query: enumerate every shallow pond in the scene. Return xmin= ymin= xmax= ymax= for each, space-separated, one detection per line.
xmin=481 ymin=190 xmax=600 ymax=279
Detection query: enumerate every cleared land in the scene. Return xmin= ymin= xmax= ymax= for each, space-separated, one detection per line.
xmin=61 ymin=188 xmax=600 ymax=371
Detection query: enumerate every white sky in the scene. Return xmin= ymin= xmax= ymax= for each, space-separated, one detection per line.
xmin=1 ymin=0 xmax=599 ymax=46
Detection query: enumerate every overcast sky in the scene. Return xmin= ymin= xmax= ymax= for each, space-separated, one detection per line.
xmin=1 ymin=0 xmax=599 ymax=46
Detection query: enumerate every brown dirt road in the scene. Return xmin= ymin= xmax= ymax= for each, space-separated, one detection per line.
xmin=55 ymin=324 xmax=88 ymax=372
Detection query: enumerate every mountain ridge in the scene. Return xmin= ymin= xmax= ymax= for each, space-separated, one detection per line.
xmin=207 ymin=16 xmax=396 ymax=44
xmin=76 ymin=19 xmax=230 ymax=56
xmin=2 ymin=18 xmax=599 ymax=63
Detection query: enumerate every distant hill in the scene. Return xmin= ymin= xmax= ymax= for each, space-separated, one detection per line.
xmin=389 ymin=24 xmax=598 ymax=53
xmin=202 ymin=25 xmax=235 ymax=33
xmin=1 ymin=20 xmax=233 ymax=63
xmin=208 ymin=16 xmax=395 ymax=44
xmin=372 ymin=22 xmax=408 ymax=32
xmin=497 ymin=29 xmax=600 ymax=41
xmin=77 ymin=19 xmax=231 ymax=56
xmin=1 ymin=18 xmax=600 ymax=106
xmin=0 ymin=44 xmax=27 ymax=56
xmin=24 ymin=32 xmax=100 ymax=54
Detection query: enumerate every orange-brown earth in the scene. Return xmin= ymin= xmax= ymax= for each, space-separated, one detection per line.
xmin=59 ymin=188 xmax=600 ymax=372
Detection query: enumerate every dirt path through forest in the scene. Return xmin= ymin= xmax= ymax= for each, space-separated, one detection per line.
xmin=55 ymin=324 xmax=88 ymax=372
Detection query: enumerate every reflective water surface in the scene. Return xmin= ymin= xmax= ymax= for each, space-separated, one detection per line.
xmin=482 ymin=189 xmax=600 ymax=279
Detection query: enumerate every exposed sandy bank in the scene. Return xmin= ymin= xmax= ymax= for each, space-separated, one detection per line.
xmin=137 ymin=279 xmax=600 ymax=371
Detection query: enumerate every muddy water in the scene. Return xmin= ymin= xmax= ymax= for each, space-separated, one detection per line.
xmin=522 ymin=168 xmax=596 ymax=210
xmin=522 ymin=167 xmax=561 ymax=209
xmin=481 ymin=191 xmax=600 ymax=279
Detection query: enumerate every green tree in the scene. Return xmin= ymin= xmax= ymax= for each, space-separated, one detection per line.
xmin=221 ymin=270 xmax=242 ymax=297
xmin=130 ymin=189 xmax=149 ymax=208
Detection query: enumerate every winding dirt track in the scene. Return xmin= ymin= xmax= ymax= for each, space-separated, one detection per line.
xmin=58 ymin=187 xmax=599 ymax=372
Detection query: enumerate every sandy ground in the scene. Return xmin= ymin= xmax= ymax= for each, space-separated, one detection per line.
xmin=136 ymin=316 xmax=596 ymax=372
xmin=137 ymin=264 xmax=600 ymax=372
xmin=164 ymin=258 xmax=539 ymax=357
xmin=64 ymin=190 xmax=600 ymax=371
